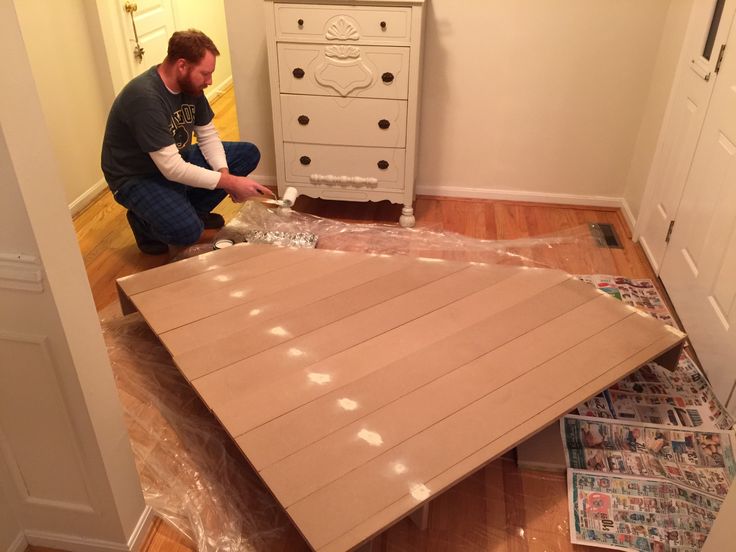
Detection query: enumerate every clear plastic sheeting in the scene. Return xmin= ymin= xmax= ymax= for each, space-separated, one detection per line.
xmin=211 ymin=201 xmax=593 ymax=269
xmin=102 ymin=312 xmax=293 ymax=552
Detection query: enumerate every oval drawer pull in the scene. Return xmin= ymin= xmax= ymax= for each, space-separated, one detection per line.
xmin=309 ymin=174 xmax=379 ymax=186
xmin=381 ymin=72 xmax=394 ymax=83
xmin=298 ymin=115 xmax=310 ymax=125
xmin=380 ymin=21 xmax=387 ymax=30
xmin=378 ymin=119 xmax=390 ymax=130
xmin=293 ymin=67 xmax=305 ymax=79
xmin=377 ymin=160 xmax=390 ymax=170
xmin=297 ymin=18 xmax=304 ymax=27
xmin=299 ymin=156 xmax=311 ymax=165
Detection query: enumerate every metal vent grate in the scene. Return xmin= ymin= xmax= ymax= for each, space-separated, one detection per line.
xmin=589 ymin=223 xmax=623 ymax=249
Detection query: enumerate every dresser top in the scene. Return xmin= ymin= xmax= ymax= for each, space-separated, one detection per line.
xmin=264 ymin=0 xmax=425 ymax=5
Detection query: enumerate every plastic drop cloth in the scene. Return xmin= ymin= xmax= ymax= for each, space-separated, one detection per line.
xmin=192 ymin=200 xmax=594 ymax=270
xmin=105 ymin=201 xmax=637 ymax=551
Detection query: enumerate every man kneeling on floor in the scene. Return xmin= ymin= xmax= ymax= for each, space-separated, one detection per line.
xmin=101 ymin=29 xmax=272 ymax=254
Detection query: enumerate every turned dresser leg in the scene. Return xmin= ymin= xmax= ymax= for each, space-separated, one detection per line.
xmin=400 ymin=205 xmax=416 ymax=228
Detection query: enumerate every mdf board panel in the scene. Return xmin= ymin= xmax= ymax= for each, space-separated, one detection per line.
xmin=118 ymin=243 xmax=685 ymax=552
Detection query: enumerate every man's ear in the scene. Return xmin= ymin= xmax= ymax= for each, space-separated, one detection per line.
xmin=175 ymin=58 xmax=188 ymax=74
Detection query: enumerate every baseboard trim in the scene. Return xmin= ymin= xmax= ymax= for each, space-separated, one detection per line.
xmin=256 ymin=181 xmax=638 ymax=222
xmin=415 ymin=184 xmax=625 ymax=209
xmin=6 ymin=532 xmax=27 ymax=552
xmin=206 ymin=75 xmax=233 ymax=103
xmin=619 ymin=198 xmax=637 ymax=237
xmin=69 ymin=178 xmax=107 ymax=217
xmin=128 ymin=506 xmax=156 ymax=552
xmin=24 ymin=506 xmax=155 ymax=552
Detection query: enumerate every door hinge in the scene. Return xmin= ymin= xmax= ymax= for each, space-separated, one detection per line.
xmin=715 ymin=43 xmax=727 ymax=74
xmin=665 ymin=220 xmax=675 ymax=243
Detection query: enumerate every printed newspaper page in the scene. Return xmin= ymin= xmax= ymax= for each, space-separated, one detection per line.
xmin=568 ymin=470 xmax=722 ymax=551
xmin=577 ymin=354 xmax=734 ymax=431
xmin=562 ymin=415 xmax=736 ymax=499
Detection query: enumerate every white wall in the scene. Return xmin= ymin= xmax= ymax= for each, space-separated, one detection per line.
xmin=1 ymin=1 xmax=150 ymax=547
xmin=623 ymin=0 xmax=695 ymax=220
xmin=173 ymin=0 xmax=233 ymax=97
xmin=14 ymin=0 xmax=110 ymax=208
xmin=228 ymin=0 xmax=684 ymax=209
xmin=225 ymin=0 xmax=277 ymax=172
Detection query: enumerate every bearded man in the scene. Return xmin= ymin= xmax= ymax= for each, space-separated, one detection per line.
xmin=101 ymin=29 xmax=272 ymax=254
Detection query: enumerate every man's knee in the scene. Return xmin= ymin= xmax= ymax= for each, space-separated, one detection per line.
xmin=227 ymin=142 xmax=261 ymax=176
xmin=157 ymin=217 xmax=204 ymax=246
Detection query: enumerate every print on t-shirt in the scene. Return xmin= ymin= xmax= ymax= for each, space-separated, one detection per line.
xmin=169 ymin=103 xmax=196 ymax=149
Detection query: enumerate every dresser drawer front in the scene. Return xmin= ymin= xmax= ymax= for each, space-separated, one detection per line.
xmin=277 ymin=43 xmax=409 ymax=99
xmin=281 ymin=94 xmax=407 ymax=148
xmin=284 ymin=143 xmax=405 ymax=190
xmin=275 ymin=4 xmax=412 ymax=44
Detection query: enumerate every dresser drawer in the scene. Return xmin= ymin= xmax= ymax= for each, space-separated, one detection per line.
xmin=277 ymin=43 xmax=409 ymax=99
xmin=284 ymin=143 xmax=406 ymax=190
xmin=281 ymin=94 xmax=407 ymax=148
xmin=274 ymin=3 xmax=412 ymax=44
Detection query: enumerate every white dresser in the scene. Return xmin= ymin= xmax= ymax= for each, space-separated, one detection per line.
xmin=263 ymin=0 xmax=426 ymax=227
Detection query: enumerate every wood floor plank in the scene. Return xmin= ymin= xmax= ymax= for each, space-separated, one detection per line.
xmin=192 ymin=267 xmax=524 ymax=436
xmin=117 ymin=242 xmax=277 ymax=297
xmin=160 ymin=254 xmax=414 ymax=353
xmin=239 ymin=276 xmax=597 ymax=471
xmin=134 ymin=248 xmax=368 ymax=334
xmin=171 ymin=258 xmax=465 ymax=375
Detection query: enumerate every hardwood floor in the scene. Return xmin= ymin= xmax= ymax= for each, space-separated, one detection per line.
xmin=66 ymin=87 xmax=671 ymax=551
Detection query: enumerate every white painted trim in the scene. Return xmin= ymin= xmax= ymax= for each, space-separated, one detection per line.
xmin=24 ymin=506 xmax=155 ymax=552
xmin=638 ymin=234 xmax=662 ymax=275
xmin=415 ymin=184 xmax=624 ymax=208
xmin=619 ymin=197 xmax=637 ymax=237
xmin=69 ymin=178 xmax=108 ymax=217
xmin=6 ymin=532 xmax=27 ymax=552
xmin=127 ymin=506 xmax=156 ymax=552
xmin=206 ymin=75 xmax=233 ymax=103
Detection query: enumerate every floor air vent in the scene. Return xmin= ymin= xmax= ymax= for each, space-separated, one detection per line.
xmin=589 ymin=223 xmax=623 ymax=249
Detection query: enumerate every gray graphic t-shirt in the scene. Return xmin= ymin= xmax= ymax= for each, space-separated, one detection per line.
xmin=101 ymin=65 xmax=214 ymax=192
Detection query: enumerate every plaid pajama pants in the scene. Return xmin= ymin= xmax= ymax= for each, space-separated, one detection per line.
xmin=113 ymin=141 xmax=260 ymax=245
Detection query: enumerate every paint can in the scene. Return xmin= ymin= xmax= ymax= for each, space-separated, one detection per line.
xmin=213 ymin=239 xmax=234 ymax=250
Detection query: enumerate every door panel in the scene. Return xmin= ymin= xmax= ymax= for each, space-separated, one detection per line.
xmin=660 ymin=12 xmax=736 ymax=415
xmin=638 ymin=0 xmax=736 ymax=272
xmin=123 ymin=0 xmax=175 ymax=76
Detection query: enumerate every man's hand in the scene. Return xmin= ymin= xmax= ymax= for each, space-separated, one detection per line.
xmin=217 ymin=169 xmax=274 ymax=202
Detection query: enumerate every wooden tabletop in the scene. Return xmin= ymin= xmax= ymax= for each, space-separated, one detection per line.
xmin=117 ymin=243 xmax=684 ymax=552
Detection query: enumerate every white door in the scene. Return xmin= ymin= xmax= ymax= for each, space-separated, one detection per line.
xmin=637 ymin=0 xmax=735 ymax=272
xmin=660 ymin=12 xmax=736 ymax=416
xmin=120 ymin=0 xmax=176 ymax=77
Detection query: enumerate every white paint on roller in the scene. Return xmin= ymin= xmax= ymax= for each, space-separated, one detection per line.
xmin=281 ymin=186 xmax=299 ymax=207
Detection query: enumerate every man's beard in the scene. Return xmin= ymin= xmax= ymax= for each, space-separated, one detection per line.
xmin=177 ymin=71 xmax=203 ymax=96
